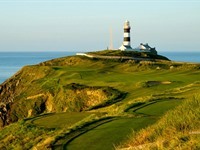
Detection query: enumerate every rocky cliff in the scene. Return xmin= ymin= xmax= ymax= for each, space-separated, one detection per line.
xmin=0 ymin=56 xmax=125 ymax=128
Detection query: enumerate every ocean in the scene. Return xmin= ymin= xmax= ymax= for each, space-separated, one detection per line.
xmin=159 ymin=52 xmax=200 ymax=63
xmin=0 ymin=51 xmax=199 ymax=84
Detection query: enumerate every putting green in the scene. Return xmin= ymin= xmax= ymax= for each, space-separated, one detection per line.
xmin=65 ymin=117 xmax=157 ymax=150
xmin=63 ymin=100 xmax=182 ymax=150
xmin=135 ymin=100 xmax=182 ymax=116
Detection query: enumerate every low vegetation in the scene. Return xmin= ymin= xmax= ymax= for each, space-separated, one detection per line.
xmin=0 ymin=51 xmax=199 ymax=149
xmin=118 ymin=95 xmax=200 ymax=150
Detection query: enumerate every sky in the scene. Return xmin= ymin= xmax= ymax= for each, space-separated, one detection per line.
xmin=0 ymin=0 xmax=200 ymax=52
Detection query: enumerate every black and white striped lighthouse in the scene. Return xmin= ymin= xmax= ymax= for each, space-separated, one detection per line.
xmin=119 ymin=20 xmax=133 ymax=51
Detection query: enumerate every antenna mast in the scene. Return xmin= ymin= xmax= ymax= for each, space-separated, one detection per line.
xmin=109 ymin=28 xmax=113 ymax=50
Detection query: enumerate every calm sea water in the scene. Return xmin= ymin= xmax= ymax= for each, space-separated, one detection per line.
xmin=159 ymin=52 xmax=200 ymax=63
xmin=0 ymin=51 xmax=199 ymax=84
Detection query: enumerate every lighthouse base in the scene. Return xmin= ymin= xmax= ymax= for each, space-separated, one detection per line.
xmin=119 ymin=45 xmax=133 ymax=51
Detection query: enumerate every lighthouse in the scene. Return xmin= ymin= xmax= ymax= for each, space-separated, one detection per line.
xmin=119 ymin=20 xmax=133 ymax=51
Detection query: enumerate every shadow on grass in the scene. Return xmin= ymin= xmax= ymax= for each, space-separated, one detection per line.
xmin=50 ymin=117 xmax=115 ymax=150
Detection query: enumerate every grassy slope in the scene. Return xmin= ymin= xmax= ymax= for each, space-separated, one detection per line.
xmin=0 ymin=54 xmax=199 ymax=149
xmin=118 ymin=95 xmax=200 ymax=150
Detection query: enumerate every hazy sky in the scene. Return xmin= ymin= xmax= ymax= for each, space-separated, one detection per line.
xmin=0 ymin=0 xmax=200 ymax=52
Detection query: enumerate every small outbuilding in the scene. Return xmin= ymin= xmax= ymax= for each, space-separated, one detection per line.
xmin=134 ymin=43 xmax=157 ymax=54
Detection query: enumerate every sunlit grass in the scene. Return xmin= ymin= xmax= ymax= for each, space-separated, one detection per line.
xmin=118 ymin=95 xmax=200 ymax=150
xmin=0 ymin=55 xmax=199 ymax=149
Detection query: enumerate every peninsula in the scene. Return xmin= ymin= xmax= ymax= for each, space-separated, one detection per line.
xmin=0 ymin=49 xmax=199 ymax=150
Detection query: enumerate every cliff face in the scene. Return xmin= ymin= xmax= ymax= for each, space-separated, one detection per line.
xmin=0 ymin=57 xmax=124 ymax=127
xmin=0 ymin=66 xmax=50 ymax=126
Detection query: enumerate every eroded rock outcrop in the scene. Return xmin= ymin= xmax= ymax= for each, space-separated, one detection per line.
xmin=0 ymin=103 xmax=9 ymax=127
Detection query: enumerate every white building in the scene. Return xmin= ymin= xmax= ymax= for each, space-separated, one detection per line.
xmin=119 ymin=20 xmax=133 ymax=51
xmin=118 ymin=20 xmax=157 ymax=54
xmin=134 ymin=43 xmax=157 ymax=54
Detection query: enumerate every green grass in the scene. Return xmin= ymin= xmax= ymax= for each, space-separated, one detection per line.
xmin=0 ymin=54 xmax=199 ymax=149
xmin=62 ymin=99 xmax=184 ymax=150
xmin=134 ymin=99 xmax=182 ymax=116
xmin=0 ymin=121 xmax=51 ymax=150
xmin=118 ymin=95 xmax=200 ymax=150
xmin=31 ymin=112 xmax=94 ymax=129
xmin=66 ymin=117 xmax=157 ymax=150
